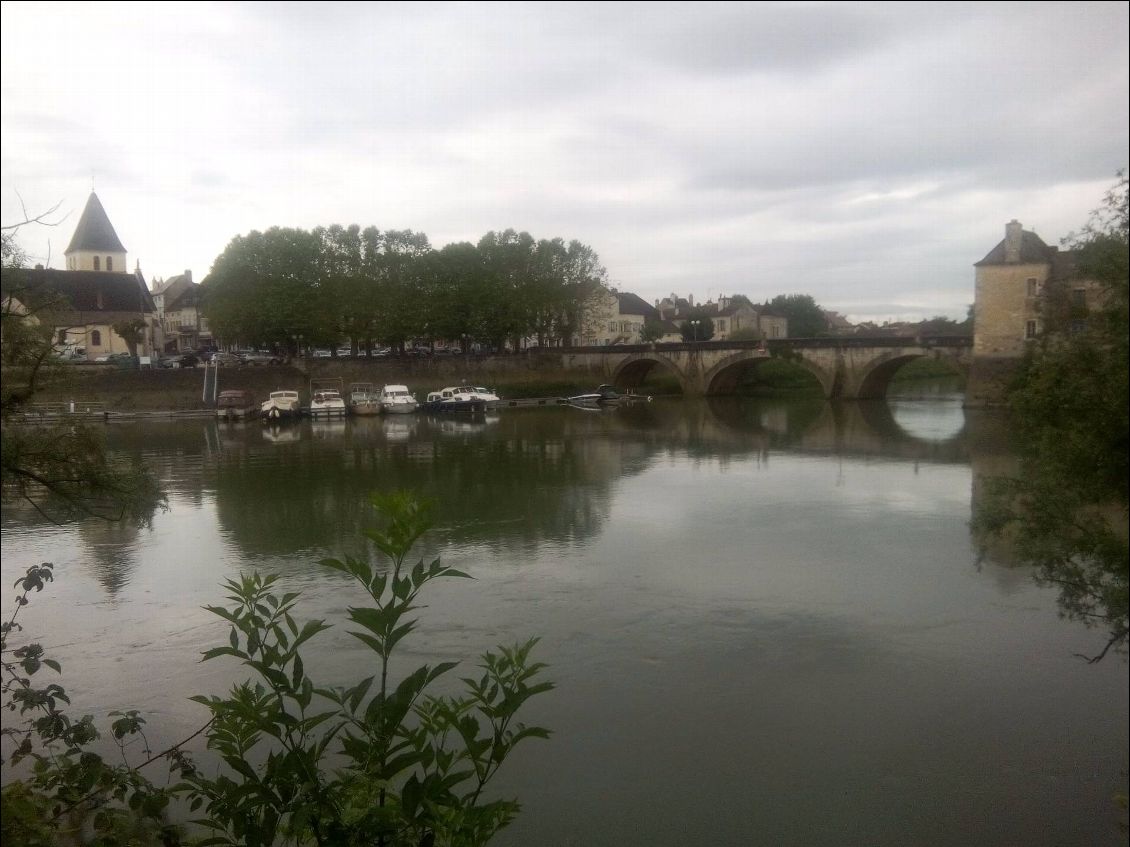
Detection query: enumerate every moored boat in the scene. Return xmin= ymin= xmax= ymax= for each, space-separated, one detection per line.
xmin=379 ymin=384 xmax=419 ymax=414
xmin=420 ymin=386 xmax=486 ymax=414
xmin=261 ymin=390 xmax=301 ymax=422
xmin=310 ymin=378 xmax=348 ymax=419
xmin=349 ymin=383 xmax=381 ymax=416
xmin=567 ymin=384 xmax=622 ymax=406
xmin=217 ymin=389 xmax=259 ymax=421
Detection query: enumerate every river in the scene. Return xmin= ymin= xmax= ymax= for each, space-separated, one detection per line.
xmin=2 ymin=389 xmax=1126 ymax=845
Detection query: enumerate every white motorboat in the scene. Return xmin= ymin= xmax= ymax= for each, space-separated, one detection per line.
xmin=421 ymin=386 xmax=487 ymax=413
xmin=468 ymin=386 xmax=502 ymax=408
xmin=309 ymin=379 xmax=347 ymax=418
xmin=379 ymin=384 xmax=419 ymax=414
xmin=261 ymin=390 xmax=301 ymax=422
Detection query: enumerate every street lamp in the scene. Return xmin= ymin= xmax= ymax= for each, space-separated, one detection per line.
xmin=690 ymin=319 xmax=701 ymax=342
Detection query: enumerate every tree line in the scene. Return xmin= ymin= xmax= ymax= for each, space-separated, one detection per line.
xmin=202 ymin=226 xmax=608 ymax=355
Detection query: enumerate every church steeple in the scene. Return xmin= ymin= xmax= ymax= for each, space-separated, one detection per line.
xmin=64 ymin=192 xmax=127 ymax=272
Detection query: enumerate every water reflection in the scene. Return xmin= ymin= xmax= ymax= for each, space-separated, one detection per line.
xmin=2 ymin=392 xmax=1126 ymax=846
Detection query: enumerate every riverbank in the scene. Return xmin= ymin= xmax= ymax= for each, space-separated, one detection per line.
xmin=11 ymin=354 xmax=967 ymax=413
xmin=16 ymin=359 xmax=630 ymax=412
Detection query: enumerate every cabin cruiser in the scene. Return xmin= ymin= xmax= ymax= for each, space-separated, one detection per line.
xmin=421 ymin=386 xmax=487 ymax=413
xmin=349 ymin=383 xmax=381 ymax=416
xmin=217 ymin=389 xmax=258 ymax=421
xmin=468 ymin=386 xmax=502 ymax=409
xmin=261 ymin=390 xmax=301 ymax=422
xmin=380 ymin=384 xmax=419 ymax=414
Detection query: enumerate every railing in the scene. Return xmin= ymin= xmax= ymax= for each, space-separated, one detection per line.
xmin=548 ymin=335 xmax=973 ymax=355
xmin=16 ymin=401 xmax=108 ymax=418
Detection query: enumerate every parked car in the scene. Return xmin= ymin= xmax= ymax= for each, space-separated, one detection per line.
xmin=158 ymin=352 xmax=199 ymax=369
xmin=94 ymin=352 xmax=132 ymax=363
xmin=212 ymin=352 xmax=243 ymax=367
xmin=241 ymin=351 xmax=282 ymax=366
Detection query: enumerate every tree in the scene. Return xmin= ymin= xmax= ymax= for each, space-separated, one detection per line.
xmin=1 ymin=223 xmax=162 ymax=524
xmin=974 ymin=173 xmax=1128 ymax=661
xmin=640 ymin=319 xmax=666 ymax=343
xmin=767 ymin=293 xmax=827 ymax=338
xmin=679 ymin=310 xmax=714 ymax=342
xmin=202 ymin=227 xmax=327 ymax=354
xmin=111 ymin=317 xmax=147 ymax=357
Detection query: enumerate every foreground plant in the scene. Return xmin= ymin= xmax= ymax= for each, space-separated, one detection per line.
xmin=183 ymin=491 xmax=553 ymax=846
xmin=1 ymin=563 xmax=185 ymax=846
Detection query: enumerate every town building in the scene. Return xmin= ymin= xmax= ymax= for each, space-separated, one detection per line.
xmin=577 ymin=289 xmax=662 ymax=345
xmin=970 ymin=218 xmax=1104 ymax=404
xmin=654 ymin=292 xmax=788 ymax=340
xmin=152 ymin=271 xmax=211 ymax=353
xmin=973 ymin=219 xmax=1104 ymax=358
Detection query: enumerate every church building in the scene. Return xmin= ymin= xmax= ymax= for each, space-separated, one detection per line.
xmin=5 ymin=192 xmax=159 ymax=360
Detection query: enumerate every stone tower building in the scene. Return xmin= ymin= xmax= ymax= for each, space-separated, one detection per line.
xmin=969 ymin=219 xmax=1094 ymax=405
xmin=63 ymin=192 xmax=128 ymax=273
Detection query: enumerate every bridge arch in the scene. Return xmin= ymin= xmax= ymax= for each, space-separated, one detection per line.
xmin=853 ymin=352 xmax=968 ymax=400
xmin=703 ymin=351 xmax=836 ymax=397
xmin=611 ymin=352 xmax=689 ymax=394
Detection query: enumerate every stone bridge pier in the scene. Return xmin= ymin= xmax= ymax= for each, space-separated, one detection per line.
xmin=557 ymin=337 xmax=973 ymax=400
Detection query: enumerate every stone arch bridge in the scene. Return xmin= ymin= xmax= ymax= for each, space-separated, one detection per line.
xmin=553 ymin=336 xmax=973 ymax=399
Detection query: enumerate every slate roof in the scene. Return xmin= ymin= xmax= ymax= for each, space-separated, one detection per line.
xmin=64 ymin=192 xmax=127 ymax=255
xmin=974 ymin=230 xmax=1054 ymax=266
xmin=616 ymin=291 xmax=659 ymax=319
xmin=1 ymin=268 xmax=154 ymax=313
xmin=166 ymin=283 xmax=203 ymax=311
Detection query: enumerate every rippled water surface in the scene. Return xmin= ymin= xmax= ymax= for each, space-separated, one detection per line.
xmin=2 ymin=392 xmax=1126 ymax=845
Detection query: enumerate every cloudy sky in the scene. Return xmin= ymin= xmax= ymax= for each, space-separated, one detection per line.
xmin=2 ymin=2 xmax=1127 ymax=322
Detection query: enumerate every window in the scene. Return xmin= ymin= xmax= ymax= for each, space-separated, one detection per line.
xmin=718 ymin=320 xmax=726 ymax=331
xmin=1025 ymin=320 xmax=1038 ymax=339
xmin=1026 ymin=277 xmax=1038 ymax=296
xmin=91 ymin=329 xmax=102 ymax=346
xmin=1072 ymin=288 xmax=1086 ymax=307
xmin=93 ymin=256 xmax=100 ymax=271
xmin=106 ymin=256 xmax=113 ymax=271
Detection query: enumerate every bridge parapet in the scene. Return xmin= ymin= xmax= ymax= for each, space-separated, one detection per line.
xmin=554 ymin=336 xmax=972 ymax=400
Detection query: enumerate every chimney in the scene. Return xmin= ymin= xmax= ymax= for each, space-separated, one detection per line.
xmin=688 ymin=293 xmax=694 ymax=307
xmin=1004 ymin=220 xmax=1023 ymax=263
xmin=719 ymin=295 xmax=730 ymax=310
xmin=185 ymin=269 xmax=193 ymax=283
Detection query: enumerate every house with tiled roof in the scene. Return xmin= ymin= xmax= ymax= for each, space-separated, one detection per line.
xmin=576 ymin=288 xmax=662 ymax=345
xmin=655 ymin=293 xmax=788 ymax=340
xmin=152 ymin=270 xmax=211 ymax=352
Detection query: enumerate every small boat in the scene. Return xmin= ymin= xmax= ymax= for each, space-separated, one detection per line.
xmin=567 ymin=384 xmax=623 ymax=406
xmin=310 ymin=378 xmax=348 ymax=419
xmin=468 ymin=385 xmax=502 ymax=409
xmin=216 ymin=389 xmax=258 ymax=421
xmin=349 ymin=383 xmax=381 ymax=416
xmin=261 ymin=390 xmax=301 ymax=422
xmin=380 ymin=384 xmax=419 ymax=414
xmin=420 ymin=386 xmax=487 ymax=414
